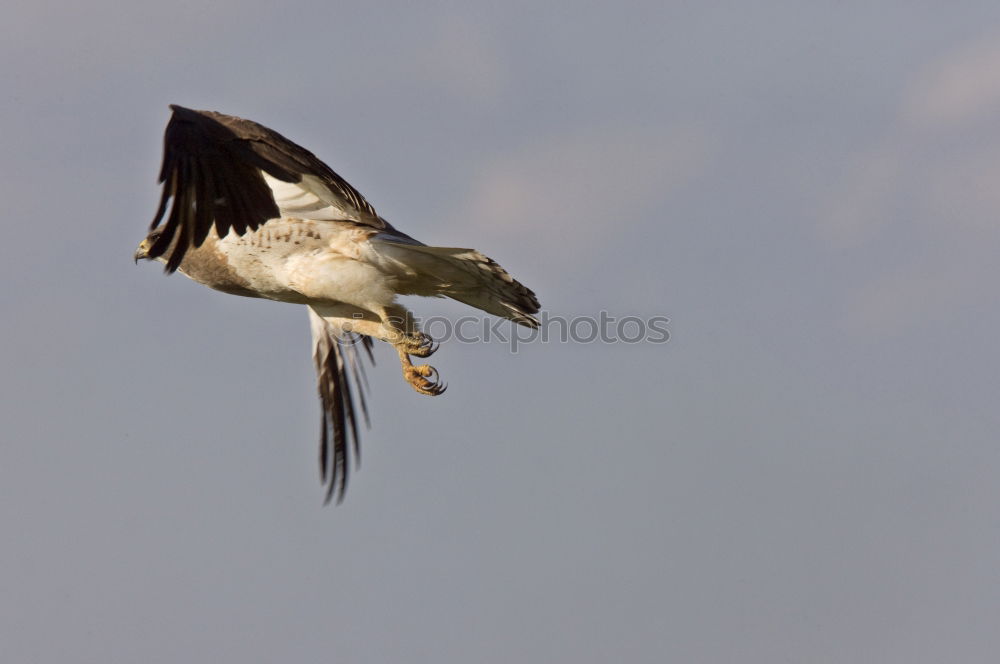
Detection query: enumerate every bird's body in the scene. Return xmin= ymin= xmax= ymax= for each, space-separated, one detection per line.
xmin=136 ymin=105 xmax=540 ymax=502
xmin=175 ymin=220 xmax=399 ymax=306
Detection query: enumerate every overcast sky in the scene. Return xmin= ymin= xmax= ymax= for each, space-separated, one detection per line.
xmin=3 ymin=2 xmax=1000 ymax=662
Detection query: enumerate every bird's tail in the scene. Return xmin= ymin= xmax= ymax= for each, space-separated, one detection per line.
xmin=377 ymin=241 xmax=540 ymax=327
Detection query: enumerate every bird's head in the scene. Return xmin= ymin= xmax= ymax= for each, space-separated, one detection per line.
xmin=134 ymin=229 xmax=163 ymax=264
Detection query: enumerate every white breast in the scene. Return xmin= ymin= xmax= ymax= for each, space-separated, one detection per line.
xmin=213 ymin=218 xmax=397 ymax=311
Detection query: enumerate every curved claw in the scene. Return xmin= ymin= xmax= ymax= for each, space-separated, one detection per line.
xmin=404 ymin=364 xmax=447 ymax=396
xmin=403 ymin=332 xmax=438 ymax=358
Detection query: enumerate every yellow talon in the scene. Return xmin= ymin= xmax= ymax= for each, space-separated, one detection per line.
xmin=403 ymin=364 xmax=446 ymax=396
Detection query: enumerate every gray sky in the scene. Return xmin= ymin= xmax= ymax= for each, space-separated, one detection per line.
xmin=3 ymin=2 xmax=1000 ymax=662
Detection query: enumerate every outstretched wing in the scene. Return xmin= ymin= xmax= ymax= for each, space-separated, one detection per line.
xmin=308 ymin=308 xmax=375 ymax=504
xmin=147 ymin=104 xmax=386 ymax=272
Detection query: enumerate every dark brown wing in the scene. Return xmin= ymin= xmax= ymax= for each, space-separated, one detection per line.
xmin=309 ymin=308 xmax=375 ymax=504
xmin=147 ymin=105 xmax=385 ymax=272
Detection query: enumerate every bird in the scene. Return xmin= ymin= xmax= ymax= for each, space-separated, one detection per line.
xmin=135 ymin=105 xmax=540 ymax=503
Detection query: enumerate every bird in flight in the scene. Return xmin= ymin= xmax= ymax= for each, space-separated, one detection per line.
xmin=135 ymin=105 xmax=540 ymax=503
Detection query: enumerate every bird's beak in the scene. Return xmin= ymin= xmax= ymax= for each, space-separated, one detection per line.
xmin=134 ymin=246 xmax=146 ymax=264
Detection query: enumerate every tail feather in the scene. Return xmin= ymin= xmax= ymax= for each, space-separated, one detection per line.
xmin=380 ymin=242 xmax=540 ymax=327
xmin=308 ymin=308 xmax=374 ymax=504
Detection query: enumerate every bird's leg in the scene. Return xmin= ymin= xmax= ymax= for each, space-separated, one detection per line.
xmin=312 ymin=305 xmax=390 ymax=341
xmin=333 ymin=317 xmax=393 ymax=340
xmin=378 ymin=304 xmax=445 ymax=395
xmin=314 ymin=313 xmax=444 ymax=394
xmin=379 ymin=304 xmax=437 ymax=358
xmin=311 ymin=304 xmax=444 ymax=395
xmin=313 ymin=305 xmax=435 ymax=357
xmin=395 ymin=346 xmax=446 ymax=396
